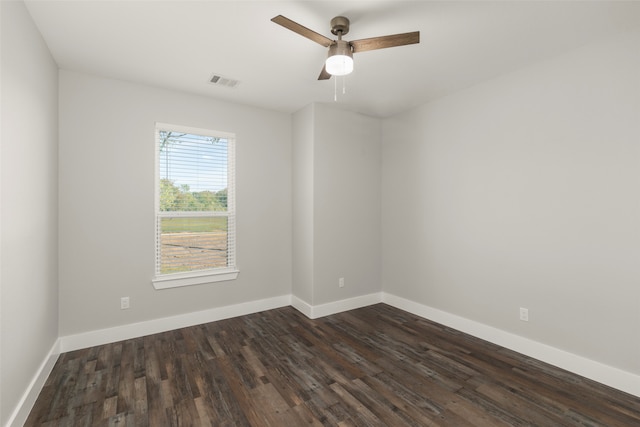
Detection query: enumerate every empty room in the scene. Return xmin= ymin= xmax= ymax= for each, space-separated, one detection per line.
xmin=1 ymin=0 xmax=639 ymax=426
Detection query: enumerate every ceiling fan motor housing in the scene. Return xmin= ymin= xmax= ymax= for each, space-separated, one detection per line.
xmin=328 ymin=40 xmax=352 ymax=57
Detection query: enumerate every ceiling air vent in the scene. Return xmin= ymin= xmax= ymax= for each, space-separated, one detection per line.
xmin=209 ymin=74 xmax=240 ymax=89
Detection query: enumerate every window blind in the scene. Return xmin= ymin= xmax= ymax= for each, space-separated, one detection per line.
xmin=155 ymin=125 xmax=236 ymax=277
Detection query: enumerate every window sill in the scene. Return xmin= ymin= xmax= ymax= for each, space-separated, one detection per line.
xmin=152 ymin=269 xmax=239 ymax=290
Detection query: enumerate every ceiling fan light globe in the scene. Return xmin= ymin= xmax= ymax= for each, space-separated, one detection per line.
xmin=326 ymin=55 xmax=353 ymax=76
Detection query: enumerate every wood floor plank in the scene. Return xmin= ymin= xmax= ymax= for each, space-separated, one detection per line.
xmin=100 ymin=396 xmax=117 ymax=421
xmin=328 ymin=382 xmax=384 ymax=426
xmin=25 ymin=304 xmax=640 ymax=426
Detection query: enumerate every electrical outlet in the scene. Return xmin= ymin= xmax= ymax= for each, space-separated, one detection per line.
xmin=519 ymin=307 xmax=529 ymax=322
xmin=121 ymin=297 xmax=130 ymax=310
xmin=339 ymin=277 xmax=345 ymax=288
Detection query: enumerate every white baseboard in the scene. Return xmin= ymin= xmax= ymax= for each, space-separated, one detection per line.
xmin=381 ymin=292 xmax=640 ymax=398
xmin=291 ymin=292 xmax=382 ymax=319
xmin=290 ymin=295 xmax=314 ymax=318
xmin=59 ymin=294 xmax=291 ymax=352
xmin=7 ymin=339 xmax=61 ymax=427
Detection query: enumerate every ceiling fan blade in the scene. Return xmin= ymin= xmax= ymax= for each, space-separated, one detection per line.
xmin=350 ymin=31 xmax=420 ymax=53
xmin=318 ymin=64 xmax=332 ymax=80
xmin=271 ymin=15 xmax=333 ymax=47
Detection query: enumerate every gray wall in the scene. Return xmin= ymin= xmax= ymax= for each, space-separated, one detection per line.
xmin=58 ymin=70 xmax=292 ymax=335
xmin=292 ymin=104 xmax=315 ymax=303
xmin=292 ymin=103 xmax=382 ymax=307
xmin=381 ymin=30 xmax=640 ymax=374
xmin=313 ymin=105 xmax=382 ymax=304
xmin=0 ymin=1 xmax=59 ymax=424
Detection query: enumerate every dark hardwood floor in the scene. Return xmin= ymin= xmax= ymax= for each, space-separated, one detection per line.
xmin=25 ymin=304 xmax=640 ymax=426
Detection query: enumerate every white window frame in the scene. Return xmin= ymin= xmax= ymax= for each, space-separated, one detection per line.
xmin=152 ymin=123 xmax=238 ymax=289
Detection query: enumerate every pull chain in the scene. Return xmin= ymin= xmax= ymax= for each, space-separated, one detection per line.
xmin=333 ymin=76 xmax=347 ymax=102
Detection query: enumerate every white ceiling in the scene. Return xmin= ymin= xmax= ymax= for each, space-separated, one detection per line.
xmin=24 ymin=0 xmax=640 ymax=118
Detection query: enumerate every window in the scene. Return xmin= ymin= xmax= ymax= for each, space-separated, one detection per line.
xmin=152 ymin=123 xmax=237 ymax=289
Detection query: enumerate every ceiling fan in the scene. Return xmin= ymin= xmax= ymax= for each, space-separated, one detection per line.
xmin=271 ymin=15 xmax=420 ymax=80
